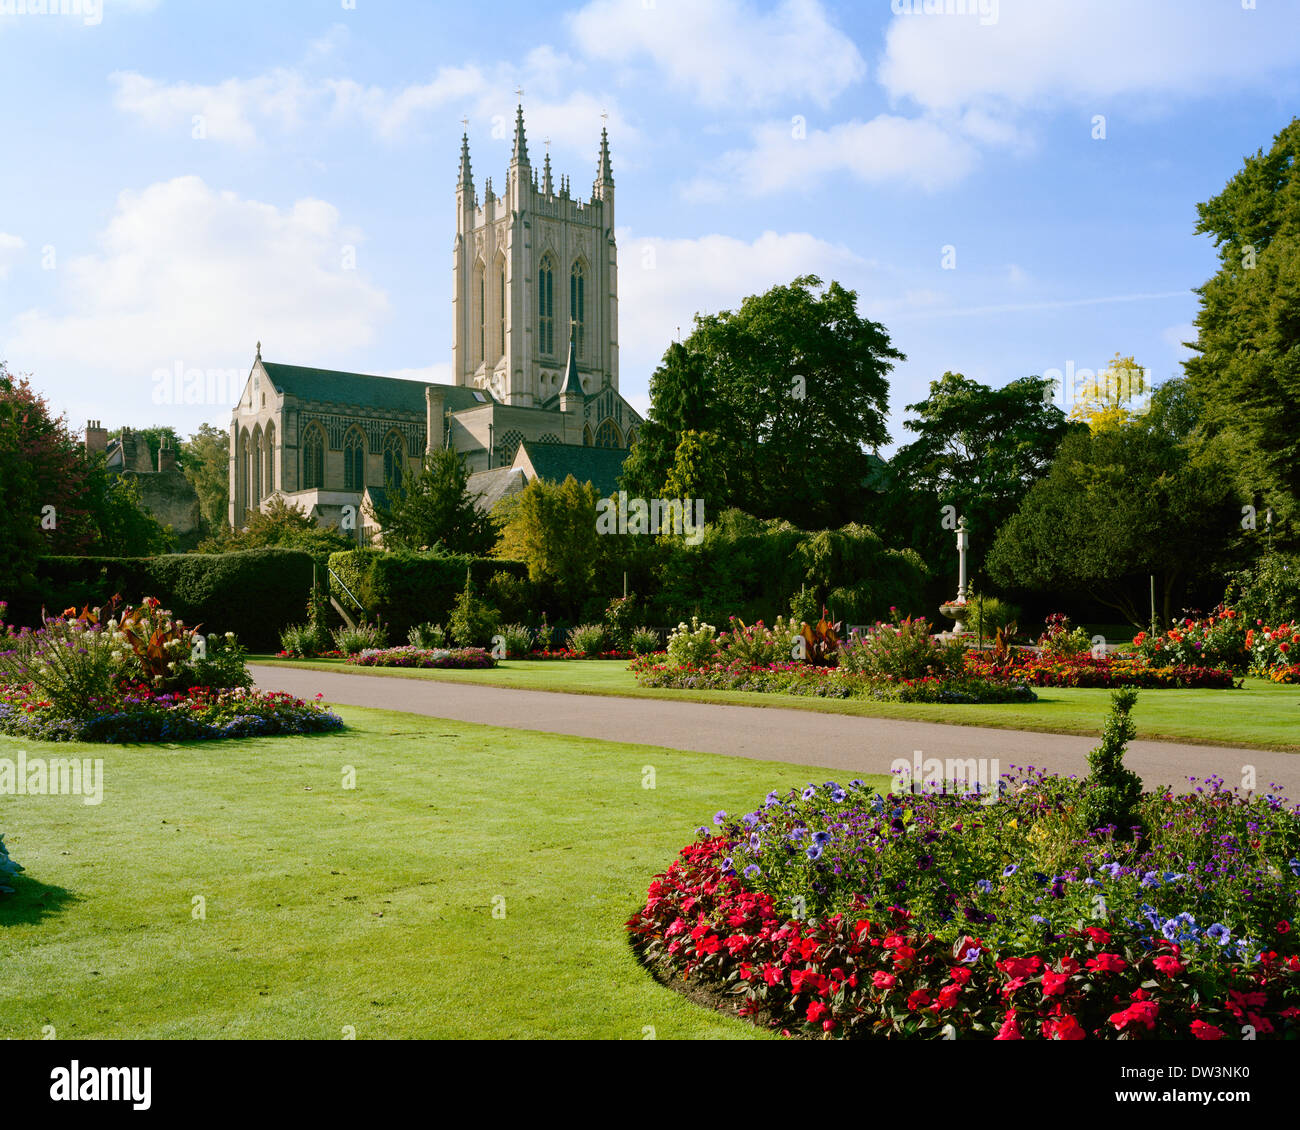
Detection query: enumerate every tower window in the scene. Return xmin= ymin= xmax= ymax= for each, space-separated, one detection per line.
xmin=498 ymin=261 xmax=507 ymax=359
xmin=570 ymin=261 xmax=585 ymax=359
xmin=538 ymin=254 xmax=555 ymax=356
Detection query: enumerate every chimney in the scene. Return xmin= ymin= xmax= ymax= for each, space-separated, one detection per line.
xmin=157 ymin=438 xmax=178 ymax=473
xmin=425 ymin=385 xmax=445 ymax=454
xmin=84 ymin=420 xmax=108 ymax=455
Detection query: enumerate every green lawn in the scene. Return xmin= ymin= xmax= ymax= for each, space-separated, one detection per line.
xmin=0 ymin=708 xmax=884 ymax=1039
xmin=252 ymin=657 xmax=1300 ymax=753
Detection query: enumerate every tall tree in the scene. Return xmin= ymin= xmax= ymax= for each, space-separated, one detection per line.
xmin=181 ymin=423 xmax=230 ymax=535
xmin=986 ymin=420 xmax=1242 ymax=627
xmin=1184 ymin=116 xmax=1300 ymax=541
xmin=884 ymin=372 xmax=1079 ymax=578
xmin=493 ymin=475 xmax=603 ymax=615
xmin=623 ymin=275 xmax=901 ymax=528
xmin=1068 ymin=353 xmax=1150 ymax=433
xmin=370 ymin=447 xmax=494 ymax=555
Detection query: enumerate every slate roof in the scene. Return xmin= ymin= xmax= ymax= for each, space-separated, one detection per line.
xmin=466 ymin=467 xmax=529 ymax=513
xmin=516 ymin=440 xmax=628 ymax=496
xmin=260 ymin=362 xmax=493 ymax=414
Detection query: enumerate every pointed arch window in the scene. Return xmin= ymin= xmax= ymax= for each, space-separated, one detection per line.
xmin=570 ymin=261 xmax=585 ymax=359
xmin=538 ymin=254 xmax=555 ymax=356
xmin=594 ymin=419 xmax=621 ymax=449
xmin=264 ymin=422 xmax=276 ymax=496
xmin=344 ymin=429 xmax=365 ymax=492
xmin=302 ymin=425 xmax=325 ymax=490
xmin=383 ymin=432 xmax=406 ymax=487
xmin=473 ymin=258 xmax=486 ymax=367
xmin=497 ymin=257 xmax=507 ymax=360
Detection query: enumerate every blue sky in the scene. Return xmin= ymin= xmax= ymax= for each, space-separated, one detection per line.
xmin=1 ymin=0 xmax=1298 ymax=451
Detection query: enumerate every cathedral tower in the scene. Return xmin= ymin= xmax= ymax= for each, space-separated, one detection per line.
xmin=451 ymin=108 xmax=619 ymax=408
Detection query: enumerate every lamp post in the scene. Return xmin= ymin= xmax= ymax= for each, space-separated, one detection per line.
xmin=1266 ymin=506 xmax=1275 ymax=553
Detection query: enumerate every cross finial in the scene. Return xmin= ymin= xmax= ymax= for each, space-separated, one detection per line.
xmin=256 ymin=340 xmax=261 ymax=359
xmin=544 ymin=135 xmax=551 ymax=152
xmin=515 ymin=85 xmax=524 ymax=101
xmin=460 ymin=115 xmax=469 ymax=128
xmin=601 ymin=108 xmax=609 ymax=125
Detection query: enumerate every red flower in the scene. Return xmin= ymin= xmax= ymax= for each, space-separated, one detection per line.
xmin=1153 ymin=954 xmax=1185 ymax=977
xmin=1109 ymin=1001 xmax=1158 ymax=1032
xmin=1277 ymin=921 xmax=1291 ymax=934
xmin=949 ymin=966 xmax=972 ymax=985
xmin=762 ymin=964 xmax=783 ymax=987
xmin=994 ymin=1010 xmax=1023 ymax=1040
xmin=1190 ymin=1020 xmax=1225 ymax=1041
xmin=696 ymin=934 xmax=722 ymax=956
xmin=997 ymin=956 xmax=1042 ymax=979
xmin=937 ymin=983 xmax=962 ymax=1010
xmin=1085 ymin=953 xmax=1127 ymax=974
xmin=1045 ymin=1014 xmax=1086 ymax=1040
xmin=907 ymin=989 xmax=931 ymax=1011
xmin=1084 ymin=926 xmax=1111 ymax=945
xmin=1041 ymin=970 xmax=1069 ymax=997
xmin=806 ymin=1001 xmax=830 ymax=1024
xmin=872 ymin=971 xmax=896 ymax=990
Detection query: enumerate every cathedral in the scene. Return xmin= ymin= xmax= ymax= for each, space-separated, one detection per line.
xmin=228 ymin=107 xmax=643 ymax=535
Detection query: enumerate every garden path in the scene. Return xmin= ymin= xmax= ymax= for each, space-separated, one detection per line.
xmin=250 ymin=665 xmax=1299 ymax=797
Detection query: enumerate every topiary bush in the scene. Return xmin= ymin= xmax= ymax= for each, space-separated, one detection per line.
xmin=1076 ymin=688 xmax=1144 ymax=839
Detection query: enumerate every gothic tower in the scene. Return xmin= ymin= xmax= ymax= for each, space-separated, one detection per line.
xmin=451 ymin=107 xmax=619 ymax=408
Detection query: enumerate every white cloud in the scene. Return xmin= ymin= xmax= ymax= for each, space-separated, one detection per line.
xmin=879 ymin=0 xmax=1300 ymax=114
xmin=616 ymin=229 xmax=868 ymax=384
xmin=386 ymin=363 xmax=453 ymax=384
xmin=569 ymin=0 xmax=866 ymax=109
xmin=110 ymin=69 xmax=318 ymax=146
xmin=4 ymin=176 xmax=388 ymax=411
xmin=685 ymin=114 xmax=980 ymax=198
xmin=0 ymin=232 xmax=24 ymax=279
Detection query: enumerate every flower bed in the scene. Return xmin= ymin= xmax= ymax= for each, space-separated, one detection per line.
xmin=964 ymin=651 xmax=1237 ymax=689
xmin=0 ymin=684 xmax=342 ymax=743
xmin=0 ymin=597 xmax=341 ymax=742
xmin=1133 ymin=607 xmax=1300 ymax=679
xmin=628 ymin=770 xmax=1300 ymax=1039
xmin=628 ymin=655 xmax=1036 ymax=704
xmin=346 ymin=646 xmax=496 ymax=669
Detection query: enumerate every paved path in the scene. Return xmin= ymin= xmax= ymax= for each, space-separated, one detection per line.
xmin=252 ymin=665 xmax=1300 ymax=798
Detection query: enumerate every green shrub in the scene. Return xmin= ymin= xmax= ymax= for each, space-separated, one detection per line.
xmin=602 ymin=595 xmax=639 ymax=651
xmin=1076 ymin=688 xmax=1144 ymax=839
xmin=788 ymin=585 xmax=821 ymax=628
xmin=964 ymin=593 xmax=1021 ymax=639
xmin=408 ymin=622 xmax=447 ymax=649
xmin=15 ymin=550 xmax=314 ymax=652
xmin=717 ymin=616 xmax=799 ymax=666
xmin=447 ymin=579 xmax=500 ymax=649
xmin=185 ymin=632 xmax=252 ymax=689
xmin=279 ymin=623 xmax=318 ymax=658
xmin=497 ymin=623 xmax=534 ymax=658
xmin=629 ymin=626 xmax=661 ymax=656
xmin=1228 ymin=552 xmax=1300 ymax=625
xmin=332 ymin=620 xmax=389 ymax=657
xmin=0 ymin=610 xmax=116 ymax=715
xmin=566 ymin=623 xmax=607 ymax=657
xmin=665 ymin=617 xmax=719 ymax=667
xmin=838 ymin=612 xmax=961 ymax=680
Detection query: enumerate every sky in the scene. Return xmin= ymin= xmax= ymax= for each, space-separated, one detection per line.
xmin=1 ymin=0 xmax=1298 ymax=452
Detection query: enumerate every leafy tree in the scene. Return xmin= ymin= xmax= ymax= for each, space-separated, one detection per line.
xmin=370 ymin=447 xmax=494 ymax=555
xmin=493 ymin=475 xmax=603 ymax=615
xmin=662 ymin=429 xmax=729 ymax=503
xmin=623 ymin=275 xmax=901 ymax=528
xmin=986 ymin=420 xmax=1242 ymax=627
xmin=620 ymin=342 xmax=715 ymax=500
xmin=1184 ymin=116 xmax=1300 ymax=541
xmin=0 ymin=364 xmax=43 ymax=589
xmin=94 ymin=474 xmax=173 ymax=556
xmin=181 ymin=423 xmax=230 ymax=536
xmin=1068 ymin=353 xmax=1150 ymax=433
xmin=884 ymin=371 xmax=1079 ymax=577
xmin=199 ymin=495 xmax=352 ymax=558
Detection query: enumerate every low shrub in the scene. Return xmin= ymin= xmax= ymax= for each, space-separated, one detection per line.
xmin=838 ymin=611 xmax=961 ymax=680
xmin=963 ymin=594 xmax=1021 ymax=640
xmin=447 ymin=578 xmax=500 ymax=649
xmin=965 ymin=651 xmax=1237 ymax=689
xmin=346 ymin=646 xmax=495 ymax=670
xmin=665 ymin=617 xmax=719 ymax=668
xmin=332 ymin=620 xmax=389 ymax=657
xmin=603 ymin=595 xmax=639 ymax=652
xmin=567 ymin=623 xmax=607 ymax=658
xmin=279 ymin=623 xmax=317 ymax=659
xmin=408 ymin=621 xmax=448 ymax=649
xmin=1037 ymin=612 xmax=1092 ymax=659
xmin=496 ymin=623 xmax=533 ymax=659
xmin=717 ymin=617 xmax=800 ymax=667
xmin=0 ymin=685 xmax=343 ymax=743
xmin=629 ymin=626 xmax=661 ymax=656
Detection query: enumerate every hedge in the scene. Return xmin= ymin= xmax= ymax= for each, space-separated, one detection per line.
xmin=328 ymin=549 xmax=529 ymax=639
xmin=9 ymin=550 xmax=314 ymax=651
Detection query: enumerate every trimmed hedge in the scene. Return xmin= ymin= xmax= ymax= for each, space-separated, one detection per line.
xmin=10 ymin=550 xmax=314 ymax=651
xmin=328 ymin=549 xmax=529 ymax=639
